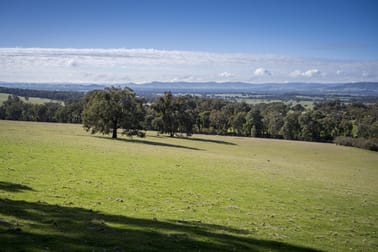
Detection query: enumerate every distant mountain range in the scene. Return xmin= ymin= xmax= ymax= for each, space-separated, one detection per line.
xmin=0 ymin=81 xmax=377 ymax=96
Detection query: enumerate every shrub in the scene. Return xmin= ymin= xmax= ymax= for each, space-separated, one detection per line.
xmin=334 ymin=136 xmax=378 ymax=151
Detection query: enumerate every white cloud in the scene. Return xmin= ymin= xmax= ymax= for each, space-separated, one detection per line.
xmin=303 ymin=69 xmax=321 ymax=77
xmin=254 ymin=67 xmax=272 ymax=77
xmin=290 ymin=69 xmax=321 ymax=78
xmin=0 ymin=48 xmax=377 ymax=83
xmin=336 ymin=70 xmax=343 ymax=75
xmin=219 ymin=72 xmax=233 ymax=78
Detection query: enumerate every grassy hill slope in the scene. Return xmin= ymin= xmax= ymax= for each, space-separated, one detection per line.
xmin=0 ymin=120 xmax=377 ymax=251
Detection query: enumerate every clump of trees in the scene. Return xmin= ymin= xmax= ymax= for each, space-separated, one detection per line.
xmin=1 ymin=88 xmax=377 ymax=151
xmin=144 ymin=93 xmax=378 ymax=150
xmin=151 ymin=92 xmax=197 ymax=137
xmin=0 ymin=94 xmax=82 ymax=123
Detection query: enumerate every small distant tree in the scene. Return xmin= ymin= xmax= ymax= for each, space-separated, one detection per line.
xmin=82 ymin=87 xmax=144 ymax=139
xmin=176 ymin=95 xmax=197 ymax=136
xmin=232 ymin=112 xmax=246 ymax=136
xmin=209 ymin=109 xmax=228 ymax=135
xmin=244 ymin=109 xmax=263 ymax=137
xmin=198 ymin=111 xmax=211 ymax=133
xmin=282 ymin=112 xmax=301 ymax=140
xmin=56 ymin=100 xmax=83 ymax=123
xmin=299 ymin=111 xmax=323 ymax=141
xmin=0 ymin=106 xmax=5 ymax=119
xmin=152 ymin=92 xmax=197 ymax=137
xmin=2 ymin=95 xmax=25 ymax=120
xmin=153 ymin=92 xmax=178 ymax=137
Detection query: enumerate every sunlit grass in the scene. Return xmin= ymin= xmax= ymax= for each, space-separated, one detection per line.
xmin=0 ymin=120 xmax=377 ymax=251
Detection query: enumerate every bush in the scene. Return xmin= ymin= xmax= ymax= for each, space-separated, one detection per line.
xmin=334 ymin=136 xmax=378 ymax=151
xmin=137 ymin=131 xmax=146 ymax=138
xmin=123 ymin=129 xmax=146 ymax=138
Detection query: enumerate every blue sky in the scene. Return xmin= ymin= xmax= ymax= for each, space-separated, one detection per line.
xmin=0 ymin=0 xmax=377 ymax=83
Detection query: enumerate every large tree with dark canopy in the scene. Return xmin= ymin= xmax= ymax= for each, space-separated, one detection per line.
xmin=82 ymin=87 xmax=144 ymax=139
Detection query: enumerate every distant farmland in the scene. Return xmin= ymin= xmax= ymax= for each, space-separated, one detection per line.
xmin=0 ymin=120 xmax=377 ymax=251
xmin=0 ymin=92 xmax=62 ymax=105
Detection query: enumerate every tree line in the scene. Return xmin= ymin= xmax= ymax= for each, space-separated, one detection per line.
xmin=1 ymin=87 xmax=377 ymax=150
xmin=0 ymin=87 xmax=84 ymax=101
xmin=0 ymin=95 xmax=82 ymax=123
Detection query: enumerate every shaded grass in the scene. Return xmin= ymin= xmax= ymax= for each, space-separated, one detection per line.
xmin=94 ymin=135 xmax=203 ymax=151
xmin=0 ymin=120 xmax=377 ymax=251
xmin=173 ymin=136 xmax=237 ymax=146
xmin=0 ymin=181 xmax=34 ymax=193
xmin=0 ymin=194 xmax=321 ymax=252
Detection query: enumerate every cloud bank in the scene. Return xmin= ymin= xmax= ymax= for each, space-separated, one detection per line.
xmin=0 ymin=48 xmax=377 ymax=84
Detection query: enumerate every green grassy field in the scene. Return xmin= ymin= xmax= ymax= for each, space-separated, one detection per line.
xmin=0 ymin=93 xmax=61 ymax=105
xmin=0 ymin=120 xmax=377 ymax=251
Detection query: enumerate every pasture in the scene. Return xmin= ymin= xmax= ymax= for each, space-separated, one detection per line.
xmin=0 ymin=120 xmax=377 ymax=251
xmin=0 ymin=93 xmax=61 ymax=105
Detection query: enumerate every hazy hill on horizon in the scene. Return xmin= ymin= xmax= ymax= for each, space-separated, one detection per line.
xmin=1 ymin=81 xmax=378 ymax=97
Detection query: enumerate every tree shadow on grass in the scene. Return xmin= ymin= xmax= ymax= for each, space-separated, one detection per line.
xmin=0 ymin=181 xmax=34 ymax=192
xmin=94 ymin=136 xmax=202 ymax=151
xmin=0 ymin=184 xmax=323 ymax=252
xmin=175 ymin=136 xmax=237 ymax=146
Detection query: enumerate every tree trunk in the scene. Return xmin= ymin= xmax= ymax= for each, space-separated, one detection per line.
xmin=112 ymin=128 xmax=117 ymax=139
xmin=197 ymin=123 xmax=202 ymax=134
xmin=112 ymin=120 xmax=117 ymax=139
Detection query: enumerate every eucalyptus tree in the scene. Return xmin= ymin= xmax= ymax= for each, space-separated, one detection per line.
xmin=82 ymin=87 xmax=144 ymax=139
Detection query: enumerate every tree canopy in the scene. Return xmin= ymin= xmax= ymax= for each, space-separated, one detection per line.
xmin=152 ymin=92 xmax=197 ymax=137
